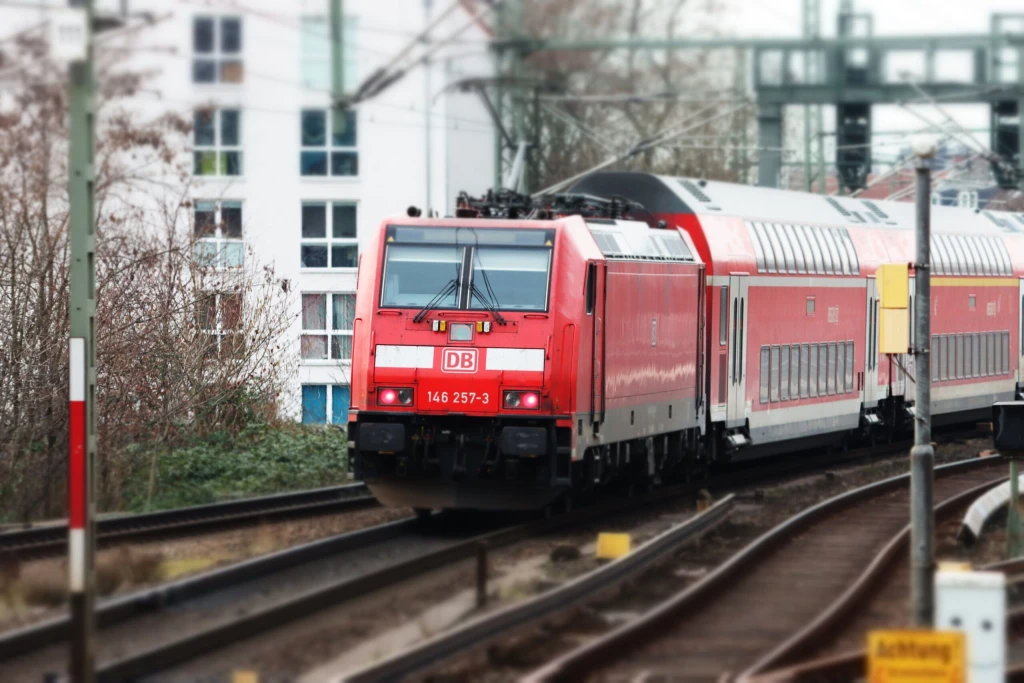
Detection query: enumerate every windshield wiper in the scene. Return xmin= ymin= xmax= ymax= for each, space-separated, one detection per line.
xmin=470 ymin=281 xmax=507 ymax=326
xmin=412 ymin=278 xmax=458 ymax=323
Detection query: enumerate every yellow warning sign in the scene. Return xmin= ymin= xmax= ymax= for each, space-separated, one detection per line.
xmin=867 ymin=630 xmax=965 ymax=683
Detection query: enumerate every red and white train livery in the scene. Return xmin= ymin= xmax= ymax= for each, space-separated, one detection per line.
xmin=350 ymin=172 xmax=1024 ymax=510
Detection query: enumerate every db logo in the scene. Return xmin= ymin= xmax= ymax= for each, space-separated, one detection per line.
xmin=442 ymin=347 xmax=478 ymax=373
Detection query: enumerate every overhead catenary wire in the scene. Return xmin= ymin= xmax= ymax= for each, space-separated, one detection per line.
xmin=535 ymin=103 xmax=749 ymax=196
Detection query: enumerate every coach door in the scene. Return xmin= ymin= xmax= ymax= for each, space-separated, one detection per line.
xmin=726 ymin=274 xmax=748 ymax=427
xmin=864 ymin=278 xmax=879 ymax=407
xmin=588 ymin=262 xmax=606 ymax=424
xmin=1018 ymin=278 xmax=1024 ymax=384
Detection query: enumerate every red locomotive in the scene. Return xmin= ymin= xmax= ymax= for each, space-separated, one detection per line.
xmin=350 ymin=174 xmax=1024 ymax=511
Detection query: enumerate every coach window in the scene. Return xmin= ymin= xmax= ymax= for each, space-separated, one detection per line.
xmin=1004 ymin=331 xmax=1011 ymax=374
xmin=811 ymin=227 xmax=835 ymax=274
xmin=830 ymin=229 xmax=851 ymax=275
xmin=969 ymin=295 xmax=976 ymax=311
xmin=996 ymin=332 xmax=1004 ymax=375
xmin=835 ymin=342 xmax=845 ymax=395
xmin=956 ymin=236 xmax=975 ymax=275
xmin=845 ymin=341 xmax=855 ymax=392
xmin=980 ymin=237 xmax=1000 ymax=275
xmin=947 ymin=236 xmax=965 ymax=276
xmin=974 ymin=236 xmax=991 ymax=275
xmin=808 ymin=343 xmax=818 ymax=398
xmin=818 ymin=343 xmax=828 ymax=395
xmin=932 ymin=238 xmax=949 ymax=276
xmin=825 ymin=342 xmax=836 ymax=395
xmin=988 ymin=332 xmax=996 ymax=375
xmin=972 ymin=333 xmax=980 ymax=377
xmin=800 ymin=343 xmax=810 ymax=398
xmin=806 ymin=298 xmax=815 ymax=316
xmin=980 ymin=333 xmax=988 ymax=377
xmin=801 ymin=226 xmax=824 ymax=275
xmin=998 ymin=241 xmax=1013 ymax=275
xmin=790 ymin=345 xmax=800 ymax=399
xmin=748 ymin=222 xmax=766 ymax=271
xmin=760 ymin=346 xmax=770 ymax=403
xmin=780 ymin=345 xmax=790 ymax=400
xmin=770 ymin=346 xmax=781 ymax=402
xmin=962 ymin=236 xmax=981 ymax=275
xmin=931 ymin=336 xmax=939 ymax=381
xmin=783 ymin=224 xmax=806 ymax=273
xmin=976 ymin=237 xmax=994 ymax=276
xmin=942 ymin=334 xmax=950 ymax=380
xmin=780 ymin=223 xmax=800 ymax=274
xmin=793 ymin=225 xmax=813 ymax=273
xmin=764 ymin=224 xmax=787 ymax=274
xmin=753 ymin=222 xmax=777 ymax=273
xmin=956 ymin=334 xmax=964 ymax=379
xmin=770 ymin=223 xmax=794 ymax=274
xmin=954 ymin=236 xmax=970 ymax=275
xmin=841 ymin=230 xmax=860 ymax=273
xmin=720 ymin=287 xmax=729 ymax=345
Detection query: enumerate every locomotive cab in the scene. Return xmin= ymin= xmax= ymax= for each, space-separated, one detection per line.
xmin=350 ymin=219 xmax=573 ymax=510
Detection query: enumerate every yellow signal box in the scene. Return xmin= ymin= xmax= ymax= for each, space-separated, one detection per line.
xmin=877 ymin=263 xmax=910 ymax=354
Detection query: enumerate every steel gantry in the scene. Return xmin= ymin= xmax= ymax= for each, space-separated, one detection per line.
xmin=489 ymin=1 xmax=1024 ymax=193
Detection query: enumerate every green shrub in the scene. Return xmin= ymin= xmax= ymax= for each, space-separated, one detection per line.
xmin=122 ymin=423 xmax=349 ymax=511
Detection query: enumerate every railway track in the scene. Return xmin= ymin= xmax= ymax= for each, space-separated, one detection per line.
xmin=524 ymin=455 xmax=1006 ymax=683
xmin=0 ymin=482 xmax=375 ymax=557
xmin=114 ymin=434 xmax=982 ymax=680
xmin=1 ymin=433 xmax=982 ymax=680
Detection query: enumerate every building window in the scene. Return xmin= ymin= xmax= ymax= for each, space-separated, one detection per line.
xmin=193 ymin=200 xmax=244 ymax=268
xmin=198 ymin=291 xmax=242 ymax=357
xmin=302 ymin=384 xmax=351 ymax=424
xmin=194 ymin=108 xmax=242 ymax=176
xmin=301 ymin=292 xmax=355 ymax=361
xmin=301 ymin=202 xmax=358 ymax=268
xmin=299 ymin=15 xmax=359 ymax=90
xmin=300 ymin=109 xmax=358 ymax=177
xmin=193 ymin=16 xmax=243 ymax=83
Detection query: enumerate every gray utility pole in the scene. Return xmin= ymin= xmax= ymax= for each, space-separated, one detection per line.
xmin=68 ymin=0 xmax=98 ymax=680
xmin=910 ymin=137 xmax=936 ymax=627
xmin=424 ymin=0 xmax=433 ymax=214
xmin=330 ymin=0 xmax=346 ymax=144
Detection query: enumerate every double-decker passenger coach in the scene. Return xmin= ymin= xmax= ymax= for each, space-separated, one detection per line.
xmin=349 ymin=200 xmax=706 ymax=512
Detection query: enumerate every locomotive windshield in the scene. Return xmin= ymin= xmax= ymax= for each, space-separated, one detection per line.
xmin=380 ymin=226 xmax=554 ymax=312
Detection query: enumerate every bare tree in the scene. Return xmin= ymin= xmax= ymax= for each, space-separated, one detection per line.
xmin=0 ymin=33 xmax=295 ymax=520
xmin=502 ymin=0 xmax=752 ymax=189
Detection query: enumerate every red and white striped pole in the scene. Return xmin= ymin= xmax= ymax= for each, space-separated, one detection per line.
xmin=67 ymin=0 xmax=98 ymax=679
xmin=68 ymin=336 xmax=94 ymax=680
xmin=68 ymin=337 xmax=87 ymax=595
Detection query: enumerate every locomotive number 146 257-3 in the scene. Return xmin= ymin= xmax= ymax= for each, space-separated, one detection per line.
xmin=425 ymin=390 xmax=490 ymax=406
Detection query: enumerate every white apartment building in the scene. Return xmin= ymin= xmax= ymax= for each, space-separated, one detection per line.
xmin=4 ymin=0 xmax=496 ymax=425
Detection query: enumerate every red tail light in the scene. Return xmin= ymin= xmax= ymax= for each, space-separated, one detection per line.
xmin=504 ymin=390 xmax=540 ymax=410
xmin=378 ymin=388 xmax=414 ymax=406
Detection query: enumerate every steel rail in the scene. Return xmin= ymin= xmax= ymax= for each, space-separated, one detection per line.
xmin=0 ymin=514 xmax=416 ymax=662
xmin=740 ymin=475 xmax=1007 ymax=678
xmin=341 ymin=495 xmax=735 ymax=683
xmin=523 ymin=455 xmax=1003 ymax=683
xmin=0 ymin=439 xmax=906 ymax=666
xmin=90 ymin=489 xmax=714 ymax=682
xmin=0 ymin=483 xmax=374 ymax=556
xmin=89 ymin=432 xmax=983 ymax=680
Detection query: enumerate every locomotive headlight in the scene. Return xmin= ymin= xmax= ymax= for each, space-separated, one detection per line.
xmin=378 ymin=388 xmax=414 ymax=406
xmin=504 ymin=390 xmax=540 ymax=410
